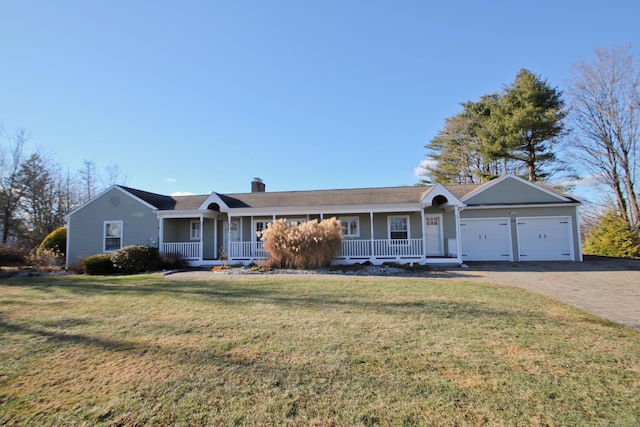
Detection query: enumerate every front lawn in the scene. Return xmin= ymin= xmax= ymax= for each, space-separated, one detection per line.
xmin=1 ymin=274 xmax=639 ymax=426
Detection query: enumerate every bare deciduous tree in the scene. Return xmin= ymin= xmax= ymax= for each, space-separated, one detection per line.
xmin=79 ymin=159 xmax=98 ymax=202
xmin=0 ymin=129 xmax=28 ymax=243
xmin=567 ymin=45 xmax=640 ymax=231
xmin=102 ymin=163 xmax=129 ymax=188
xmin=18 ymin=152 xmax=67 ymax=246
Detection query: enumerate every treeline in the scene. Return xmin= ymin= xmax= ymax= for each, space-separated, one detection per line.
xmin=421 ymin=46 xmax=639 ymax=256
xmin=0 ymin=128 xmax=127 ymax=249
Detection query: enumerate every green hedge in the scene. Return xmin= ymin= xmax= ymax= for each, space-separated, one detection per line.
xmin=82 ymin=254 xmax=115 ymax=275
xmin=38 ymin=227 xmax=67 ymax=257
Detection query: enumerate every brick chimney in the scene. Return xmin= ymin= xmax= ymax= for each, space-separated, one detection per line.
xmin=251 ymin=177 xmax=266 ymax=193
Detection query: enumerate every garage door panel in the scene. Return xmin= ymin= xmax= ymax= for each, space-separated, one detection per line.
xmin=517 ymin=217 xmax=572 ymax=261
xmin=460 ymin=218 xmax=512 ymax=261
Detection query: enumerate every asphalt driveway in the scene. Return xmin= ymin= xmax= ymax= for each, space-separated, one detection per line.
xmin=435 ymin=256 xmax=640 ymax=332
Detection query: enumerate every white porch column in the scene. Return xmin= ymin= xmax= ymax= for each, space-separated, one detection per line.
xmin=199 ymin=215 xmax=204 ymax=261
xmin=420 ymin=208 xmax=426 ymax=262
xmin=454 ymin=206 xmax=463 ymax=264
xmin=370 ymin=211 xmax=374 ymax=257
xmin=159 ymin=216 xmax=164 ymax=253
xmin=228 ymin=216 xmax=232 ymax=260
xmin=213 ymin=217 xmax=218 ymax=260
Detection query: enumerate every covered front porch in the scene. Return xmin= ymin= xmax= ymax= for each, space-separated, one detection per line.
xmin=158 ymin=207 xmax=463 ymax=267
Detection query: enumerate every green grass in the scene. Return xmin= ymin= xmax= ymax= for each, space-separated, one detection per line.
xmin=1 ymin=273 xmax=639 ymax=426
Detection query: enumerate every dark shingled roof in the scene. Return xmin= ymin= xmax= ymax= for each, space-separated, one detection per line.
xmin=118 ymin=179 xmax=575 ymax=211
xmin=218 ymin=186 xmax=434 ymax=209
xmin=118 ymin=186 xmax=177 ymax=210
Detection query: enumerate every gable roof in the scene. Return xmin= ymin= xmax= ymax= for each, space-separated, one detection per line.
xmin=111 ymin=175 xmax=577 ymax=215
xmin=460 ymin=175 xmax=578 ymax=205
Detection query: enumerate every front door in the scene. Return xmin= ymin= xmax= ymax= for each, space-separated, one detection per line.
xmin=222 ymin=220 xmax=241 ymax=257
xmin=425 ymin=214 xmax=443 ymax=256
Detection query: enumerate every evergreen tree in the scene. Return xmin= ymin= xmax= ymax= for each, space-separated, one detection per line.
xmin=497 ymin=69 xmax=567 ymax=181
xmin=422 ymin=69 xmax=567 ymax=184
xmin=583 ymin=210 xmax=639 ymax=258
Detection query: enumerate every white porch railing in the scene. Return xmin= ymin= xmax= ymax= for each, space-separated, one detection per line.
xmin=163 ymin=239 xmax=426 ymax=262
xmin=228 ymin=242 xmax=268 ymax=259
xmin=161 ymin=242 xmax=200 ymax=260
xmin=338 ymin=239 xmax=424 ymax=258
xmin=228 ymin=239 xmax=424 ymax=260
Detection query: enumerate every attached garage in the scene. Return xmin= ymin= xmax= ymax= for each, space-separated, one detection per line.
xmin=460 ymin=218 xmax=512 ymax=261
xmin=516 ymin=217 xmax=573 ymax=261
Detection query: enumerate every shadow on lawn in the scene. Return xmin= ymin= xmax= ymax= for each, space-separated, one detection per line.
xmin=460 ymin=255 xmax=640 ymax=273
xmin=4 ymin=274 xmax=544 ymax=324
xmin=0 ymin=314 xmax=137 ymax=351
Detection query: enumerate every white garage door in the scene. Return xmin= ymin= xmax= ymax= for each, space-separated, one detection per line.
xmin=517 ymin=217 xmax=573 ymax=261
xmin=460 ymin=218 xmax=512 ymax=261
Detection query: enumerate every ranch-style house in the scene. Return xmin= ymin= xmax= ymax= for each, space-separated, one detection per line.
xmin=66 ymin=175 xmax=583 ymax=268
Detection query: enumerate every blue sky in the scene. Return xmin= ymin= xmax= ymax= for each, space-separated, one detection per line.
xmin=1 ymin=1 xmax=638 ymax=197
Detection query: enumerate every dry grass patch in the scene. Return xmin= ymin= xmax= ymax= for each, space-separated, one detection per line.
xmin=1 ymin=274 xmax=639 ymax=426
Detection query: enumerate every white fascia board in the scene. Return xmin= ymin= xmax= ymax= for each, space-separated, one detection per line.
xmin=463 ymin=202 xmax=581 ymax=210
xmin=157 ymin=210 xmax=218 ymax=219
xmin=224 ymin=203 xmax=426 ymax=217
xmin=198 ymin=192 xmax=229 ymax=210
xmin=420 ymin=183 xmax=465 ymax=207
xmin=461 ymin=174 xmax=571 ymax=203
xmin=66 ymin=185 xmax=158 ymax=219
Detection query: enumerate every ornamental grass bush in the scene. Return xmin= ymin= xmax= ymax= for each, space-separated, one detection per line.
xmin=261 ymin=217 xmax=343 ymax=269
xmin=26 ymin=248 xmax=64 ymax=268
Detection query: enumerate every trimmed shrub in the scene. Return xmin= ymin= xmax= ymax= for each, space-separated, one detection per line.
xmin=38 ymin=227 xmax=67 ymax=257
xmin=111 ymin=245 xmax=159 ymax=274
xmin=82 ymin=254 xmax=115 ymax=275
xmin=261 ymin=217 xmax=343 ymax=269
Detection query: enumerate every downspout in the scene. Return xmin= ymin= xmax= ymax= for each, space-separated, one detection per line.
xmin=575 ymin=206 xmax=583 ymax=262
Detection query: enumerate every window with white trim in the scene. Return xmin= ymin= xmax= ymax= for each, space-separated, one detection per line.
xmin=340 ymin=217 xmax=360 ymax=237
xmin=388 ymin=216 xmax=409 ymax=240
xmin=104 ymin=221 xmax=123 ymax=252
xmin=254 ymin=219 xmax=270 ymax=241
xmin=190 ymin=221 xmax=201 ymax=240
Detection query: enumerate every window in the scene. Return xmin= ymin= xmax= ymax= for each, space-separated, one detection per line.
xmin=425 ymin=216 xmax=439 ymax=226
xmin=254 ymin=219 xmax=270 ymax=241
xmin=388 ymin=216 xmax=409 ymax=240
xmin=104 ymin=221 xmax=123 ymax=252
xmin=340 ymin=217 xmax=360 ymax=237
xmin=190 ymin=221 xmax=201 ymax=240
